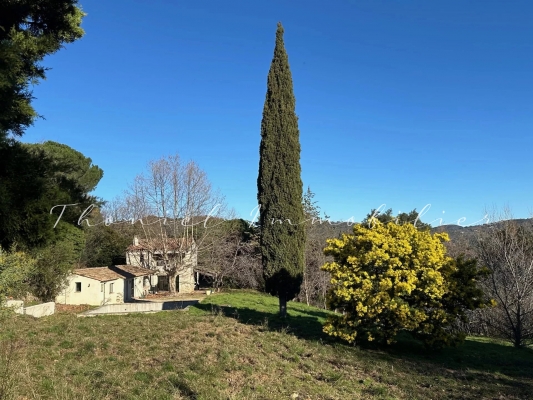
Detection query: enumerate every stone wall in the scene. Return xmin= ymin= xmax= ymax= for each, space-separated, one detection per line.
xmin=4 ymin=300 xmax=55 ymax=318
xmin=82 ymin=300 xmax=197 ymax=315
xmin=5 ymin=300 xmax=24 ymax=313
xmin=24 ymin=302 xmax=55 ymax=318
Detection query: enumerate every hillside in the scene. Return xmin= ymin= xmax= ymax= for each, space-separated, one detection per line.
xmin=305 ymin=217 xmax=533 ymax=243
xmin=1 ymin=291 xmax=532 ymax=399
xmin=431 ymin=218 xmax=533 ymax=255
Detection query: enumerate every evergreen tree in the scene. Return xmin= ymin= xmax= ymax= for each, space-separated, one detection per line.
xmin=0 ymin=0 xmax=85 ymax=140
xmin=363 ymin=208 xmax=432 ymax=231
xmin=257 ymin=22 xmax=305 ymax=317
xmin=0 ymin=141 xmax=102 ymax=250
xmin=303 ymin=187 xmax=321 ymax=222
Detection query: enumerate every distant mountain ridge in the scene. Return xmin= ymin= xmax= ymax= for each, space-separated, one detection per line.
xmin=310 ymin=217 xmax=533 ymax=249
xmin=246 ymin=217 xmax=533 ymax=250
xmin=431 ymin=218 xmax=533 ymax=243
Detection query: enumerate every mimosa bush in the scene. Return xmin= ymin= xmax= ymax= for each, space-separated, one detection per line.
xmin=322 ymin=221 xmax=491 ymax=348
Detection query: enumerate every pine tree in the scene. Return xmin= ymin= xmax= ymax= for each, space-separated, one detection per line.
xmin=257 ymin=22 xmax=306 ymax=317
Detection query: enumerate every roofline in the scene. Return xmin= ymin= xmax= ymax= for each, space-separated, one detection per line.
xmin=72 ymin=272 xmax=123 ymax=282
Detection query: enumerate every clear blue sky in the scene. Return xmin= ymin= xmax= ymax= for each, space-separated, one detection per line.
xmin=22 ymin=0 xmax=533 ymax=226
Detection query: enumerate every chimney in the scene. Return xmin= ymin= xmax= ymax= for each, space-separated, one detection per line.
xmin=133 ymin=235 xmax=139 ymax=246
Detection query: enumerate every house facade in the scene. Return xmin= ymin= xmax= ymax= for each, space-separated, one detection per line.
xmin=110 ymin=265 xmax=153 ymax=300
xmin=56 ymin=266 xmax=152 ymax=306
xmin=125 ymin=236 xmax=197 ymax=293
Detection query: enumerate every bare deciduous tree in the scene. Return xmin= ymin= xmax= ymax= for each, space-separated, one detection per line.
xmin=105 ymin=154 xmax=229 ymax=294
xmin=475 ymin=209 xmax=533 ymax=347
xmin=299 ymin=236 xmax=330 ymax=308
xmin=297 ymin=187 xmax=332 ymax=309
xmin=200 ymin=222 xmax=263 ymax=291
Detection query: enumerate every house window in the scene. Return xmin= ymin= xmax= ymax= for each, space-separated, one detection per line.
xmin=110 ymin=283 xmax=114 ymax=293
xmin=75 ymin=282 xmax=82 ymax=292
xmin=154 ymin=254 xmax=165 ymax=267
xmin=140 ymin=253 xmax=144 ymax=265
xmin=101 ymin=283 xmax=104 ymax=292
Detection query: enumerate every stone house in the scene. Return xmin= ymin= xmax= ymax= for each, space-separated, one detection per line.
xmin=55 ymin=265 xmax=152 ymax=306
xmin=125 ymin=236 xmax=197 ymax=293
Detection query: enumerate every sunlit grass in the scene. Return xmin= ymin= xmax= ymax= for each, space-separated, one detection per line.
xmin=0 ymin=290 xmax=531 ymax=399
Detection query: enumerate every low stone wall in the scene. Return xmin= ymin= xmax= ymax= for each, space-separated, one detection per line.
xmin=82 ymin=300 xmax=198 ymax=316
xmin=5 ymin=300 xmax=24 ymax=314
xmin=24 ymin=302 xmax=55 ymax=318
xmin=4 ymin=300 xmax=55 ymax=318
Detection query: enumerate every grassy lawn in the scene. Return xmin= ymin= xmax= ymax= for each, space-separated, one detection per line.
xmin=1 ymin=290 xmax=531 ymax=399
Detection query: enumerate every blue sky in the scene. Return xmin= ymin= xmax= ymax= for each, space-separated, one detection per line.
xmin=22 ymin=0 xmax=533 ymax=226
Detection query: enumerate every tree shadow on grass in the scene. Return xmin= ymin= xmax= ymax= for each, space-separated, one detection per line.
xmin=385 ymin=334 xmax=533 ymax=398
xmin=192 ymin=297 xmax=533 ymax=398
xmin=322 ymin=331 xmax=533 ymax=398
xmin=384 ymin=332 xmax=533 ymax=380
xmin=192 ymin=301 xmax=331 ymax=342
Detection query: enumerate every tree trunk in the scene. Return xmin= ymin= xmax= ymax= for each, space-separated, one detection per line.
xmin=515 ymin=303 xmax=522 ymax=348
xmin=303 ymin=274 xmax=310 ymax=306
xmin=279 ymin=295 xmax=287 ymax=318
xmin=168 ymin=270 xmax=178 ymax=295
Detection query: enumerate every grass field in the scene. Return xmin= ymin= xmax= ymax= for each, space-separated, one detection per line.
xmin=1 ymin=290 xmax=532 ymax=399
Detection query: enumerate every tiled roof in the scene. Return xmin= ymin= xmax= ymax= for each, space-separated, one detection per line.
xmin=111 ymin=265 xmax=152 ymax=277
xmin=73 ymin=267 xmax=124 ymax=282
xmin=126 ymin=237 xmax=194 ymax=252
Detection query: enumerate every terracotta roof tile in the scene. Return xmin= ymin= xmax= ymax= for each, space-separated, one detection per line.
xmin=111 ymin=265 xmax=152 ymax=277
xmin=73 ymin=267 xmax=124 ymax=282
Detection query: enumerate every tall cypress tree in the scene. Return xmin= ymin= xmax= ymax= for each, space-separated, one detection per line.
xmin=257 ymin=22 xmax=306 ymax=317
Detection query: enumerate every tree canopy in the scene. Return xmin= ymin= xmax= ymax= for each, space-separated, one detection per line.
xmin=257 ymin=22 xmax=306 ymax=317
xmin=322 ymin=221 xmax=492 ymax=348
xmin=362 ymin=207 xmax=432 ymax=231
xmin=0 ymin=0 xmax=85 ymax=140
xmin=0 ymin=248 xmax=36 ymax=303
xmin=0 ymin=140 xmax=102 ymax=250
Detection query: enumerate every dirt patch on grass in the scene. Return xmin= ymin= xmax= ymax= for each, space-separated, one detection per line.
xmin=54 ymin=304 xmax=93 ymax=314
xmin=143 ymin=290 xmax=208 ymax=302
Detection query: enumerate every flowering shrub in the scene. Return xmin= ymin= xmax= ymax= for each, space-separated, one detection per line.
xmin=322 ymin=221 xmax=491 ymax=348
